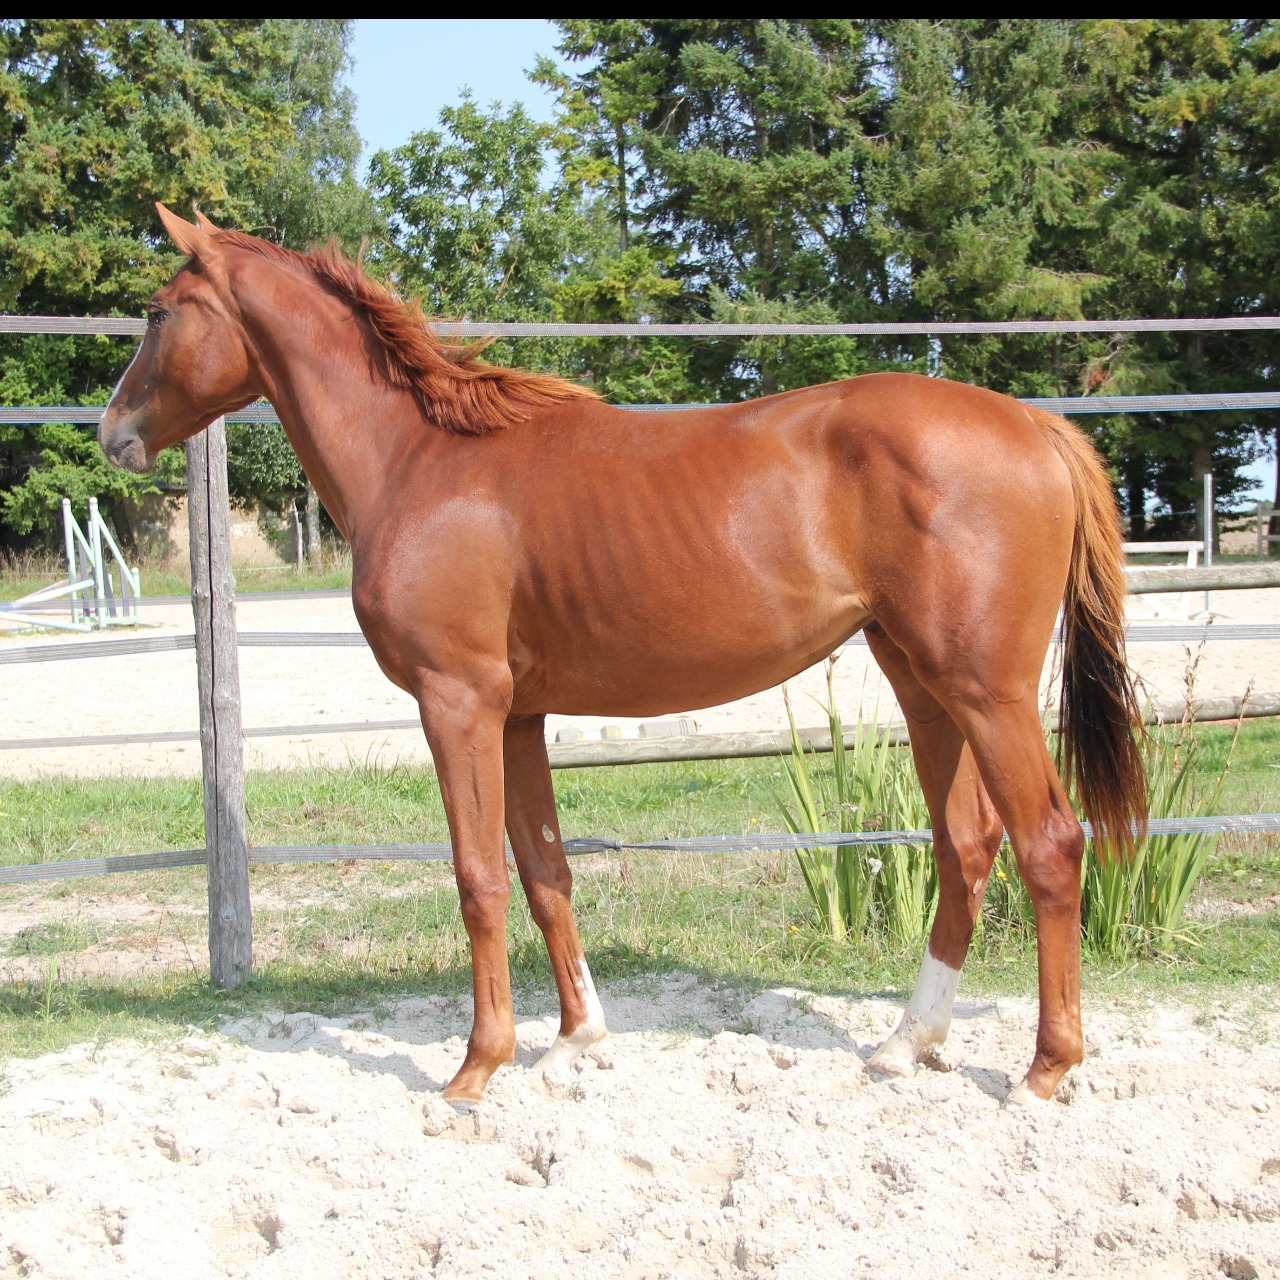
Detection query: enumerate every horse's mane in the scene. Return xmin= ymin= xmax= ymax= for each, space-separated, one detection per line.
xmin=215 ymin=230 xmax=597 ymax=435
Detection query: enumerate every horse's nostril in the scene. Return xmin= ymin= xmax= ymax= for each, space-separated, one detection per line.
xmin=104 ymin=432 xmax=151 ymax=474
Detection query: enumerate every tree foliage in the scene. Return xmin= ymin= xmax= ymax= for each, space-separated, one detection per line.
xmin=0 ymin=19 xmax=370 ymax=546
xmin=549 ymin=18 xmax=1280 ymax=531
xmin=2 ymin=19 xmax=1278 ymax=550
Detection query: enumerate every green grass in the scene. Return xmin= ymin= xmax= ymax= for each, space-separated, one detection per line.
xmin=7 ymin=919 xmax=101 ymax=957
xmin=0 ymin=558 xmax=352 ymax=602
xmin=0 ymin=755 xmax=790 ymax=870
xmin=0 ymin=722 xmax=1276 ymax=1058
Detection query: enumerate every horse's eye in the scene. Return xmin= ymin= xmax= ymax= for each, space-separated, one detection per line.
xmin=146 ymin=304 xmax=167 ymax=327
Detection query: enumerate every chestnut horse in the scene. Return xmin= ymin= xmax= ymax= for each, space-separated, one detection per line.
xmin=100 ymin=206 xmax=1146 ymax=1105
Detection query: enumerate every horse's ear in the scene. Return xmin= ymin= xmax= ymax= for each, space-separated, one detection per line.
xmin=193 ymin=209 xmax=221 ymax=234
xmin=155 ymin=202 xmax=214 ymax=260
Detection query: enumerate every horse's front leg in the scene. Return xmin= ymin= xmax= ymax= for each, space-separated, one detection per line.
xmin=415 ymin=670 xmax=514 ymax=1104
xmin=503 ymin=715 xmax=607 ymax=1077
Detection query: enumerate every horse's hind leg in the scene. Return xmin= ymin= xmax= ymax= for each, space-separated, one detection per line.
xmin=871 ymin=627 xmax=1086 ymax=1102
xmin=940 ymin=698 xmax=1086 ymax=1103
xmin=503 ymin=716 xmax=607 ymax=1076
xmin=863 ymin=625 xmax=1005 ymax=1075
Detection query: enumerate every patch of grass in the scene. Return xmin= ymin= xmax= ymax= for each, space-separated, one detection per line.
xmin=7 ymin=919 xmax=99 ymax=957
xmin=1183 ymin=716 xmax=1280 ymax=814
xmin=0 ymin=756 xmax=787 ymax=877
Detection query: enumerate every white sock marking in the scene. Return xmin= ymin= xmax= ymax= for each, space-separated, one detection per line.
xmin=869 ymin=951 xmax=961 ymax=1075
xmin=576 ymin=956 xmax=607 ymax=1040
xmin=535 ymin=956 xmax=607 ymax=1077
xmin=1006 ymin=1077 xmax=1051 ymax=1107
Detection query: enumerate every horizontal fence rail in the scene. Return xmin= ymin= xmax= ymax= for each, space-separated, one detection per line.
xmin=5 ymin=314 xmax=1280 ymax=337
xmin=4 ymin=621 xmax=1280 ymax=667
xmin=1 ymin=812 xmax=1276 ymax=886
xmin=0 ymin=587 xmax=352 ymax=616
xmin=5 ymin=392 xmax=1280 ymax=424
xmin=1123 ymin=564 xmax=1280 ymax=593
xmin=626 ymin=395 xmax=1280 ymax=415
xmin=5 ymin=564 xmax=1279 ymax=624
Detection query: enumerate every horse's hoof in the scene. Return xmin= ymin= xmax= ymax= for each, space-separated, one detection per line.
xmin=1006 ymin=1076 xmax=1051 ymax=1107
xmin=535 ymin=1024 xmax=608 ymax=1079
xmin=867 ymin=1041 xmax=918 ymax=1079
xmin=442 ymin=1074 xmax=488 ymax=1107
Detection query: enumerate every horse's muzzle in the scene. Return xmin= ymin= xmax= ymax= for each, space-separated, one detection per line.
xmin=98 ymin=419 xmax=153 ymax=474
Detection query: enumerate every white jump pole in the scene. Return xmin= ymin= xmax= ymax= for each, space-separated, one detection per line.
xmin=61 ymin=499 xmax=80 ymax=627
xmin=1203 ymin=471 xmax=1214 ymax=616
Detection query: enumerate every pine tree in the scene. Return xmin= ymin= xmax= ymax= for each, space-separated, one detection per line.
xmin=1077 ymin=19 xmax=1280 ymax=535
xmin=548 ymin=20 xmax=892 ymax=397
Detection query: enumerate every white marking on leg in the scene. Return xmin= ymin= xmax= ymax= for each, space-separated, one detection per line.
xmin=868 ymin=950 xmax=961 ymax=1077
xmin=1006 ymin=1077 xmax=1051 ymax=1107
xmin=535 ymin=956 xmax=608 ymax=1078
xmin=541 ymin=824 xmax=555 ymax=843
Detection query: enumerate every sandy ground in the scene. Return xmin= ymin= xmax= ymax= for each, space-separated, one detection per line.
xmin=1 ymin=586 xmax=1277 ymax=780
xmin=0 ymin=976 xmax=1276 ymax=1279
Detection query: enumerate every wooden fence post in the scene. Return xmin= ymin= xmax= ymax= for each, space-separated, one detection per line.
xmin=186 ymin=417 xmax=252 ymax=987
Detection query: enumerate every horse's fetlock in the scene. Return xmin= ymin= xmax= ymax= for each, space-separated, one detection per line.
xmin=469 ymin=1026 xmax=516 ymax=1068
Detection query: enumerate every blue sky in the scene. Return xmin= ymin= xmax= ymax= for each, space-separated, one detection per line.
xmin=347 ymin=19 xmax=567 ymax=160
xmin=344 ymin=20 xmax=1274 ymax=502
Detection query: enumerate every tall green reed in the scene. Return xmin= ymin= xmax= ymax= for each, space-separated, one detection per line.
xmin=778 ymin=658 xmax=1238 ymax=957
xmin=1079 ymin=694 xmax=1240 ymax=956
xmin=777 ymin=661 xmax=935 ymax=943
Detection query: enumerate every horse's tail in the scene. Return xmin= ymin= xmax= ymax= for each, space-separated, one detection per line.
xmin=1030 ymin=407 xmax=1147 ymax=855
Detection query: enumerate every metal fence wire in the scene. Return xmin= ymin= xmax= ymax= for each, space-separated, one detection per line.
xmin=3 ymin=814 xmax=1277 ymax=886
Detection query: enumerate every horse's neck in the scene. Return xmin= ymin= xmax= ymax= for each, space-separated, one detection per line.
xmin=243 ymin=267 xmax=426 ymax=544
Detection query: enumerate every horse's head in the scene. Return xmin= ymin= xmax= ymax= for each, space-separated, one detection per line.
xmin=99 ymin=204 xmax=263 ymax=473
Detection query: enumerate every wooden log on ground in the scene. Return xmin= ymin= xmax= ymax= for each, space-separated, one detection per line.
xmin=545 ymin=692 xmax=1280 ymax=769
xmin=187 ymin=418 xmax=252 ymax=988
xmin=1146 ymin=692 xmax=1280 ymax=723
xmin=1125 ymin=563 xmax=1280 ymax=593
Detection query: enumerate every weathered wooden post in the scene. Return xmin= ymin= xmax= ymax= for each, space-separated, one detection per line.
xmin=186 ymin=416 xmax=252 ymax=987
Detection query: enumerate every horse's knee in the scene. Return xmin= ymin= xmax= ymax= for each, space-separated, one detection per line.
xmin=455 ymin=863 xmax=511 ymax=935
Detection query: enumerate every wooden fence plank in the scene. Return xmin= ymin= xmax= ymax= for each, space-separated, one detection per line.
xmin=1125 ymin=563 xmax=1280 ymax=593
xmin=187 ymin=418 xmax=252 ymax=988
